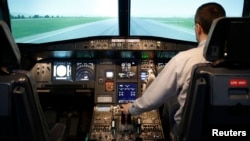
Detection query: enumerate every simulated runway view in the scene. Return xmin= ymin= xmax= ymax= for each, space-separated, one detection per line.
xmin=16 ymin=18 xmax=195 ymax=43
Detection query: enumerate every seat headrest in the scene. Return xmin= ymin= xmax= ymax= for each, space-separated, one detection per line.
xmin=204 ymin=17 xmax=250 ymax=63
xmin=0 ymin=20 xmax=21 ymax=69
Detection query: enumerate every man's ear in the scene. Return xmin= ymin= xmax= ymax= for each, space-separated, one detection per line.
xmin=196 ymin=23 xmax=203 ymax=35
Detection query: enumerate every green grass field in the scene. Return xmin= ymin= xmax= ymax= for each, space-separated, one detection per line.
xmin=145 ymin=17 xmax=194 ymax=29
xmin=11 ymin=17 xmax=113 ymax=38
xmin=11 ymin=17 xmax=194 ymax=39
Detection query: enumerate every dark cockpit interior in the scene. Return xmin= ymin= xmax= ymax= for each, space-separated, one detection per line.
xmin=1 ymin=0 xmax=250 ymax=141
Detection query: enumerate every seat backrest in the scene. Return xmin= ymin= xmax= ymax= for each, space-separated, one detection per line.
xmin=178 ymin=17 xmax=250 ymax=141
xmin=0 ymin=20 xmax=51 ymax=141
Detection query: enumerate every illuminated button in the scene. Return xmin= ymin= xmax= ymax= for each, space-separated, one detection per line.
xmin=105 ymin=81 xmax=114 ymax=91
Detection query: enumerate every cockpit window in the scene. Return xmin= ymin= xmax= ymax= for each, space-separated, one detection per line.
xmin=8 ymin=0 xmax=244 ymax=43
xmin=130 ymin=0 xmax=244 ymax=42
xmin=8 ymin=0 xmax=118 ymax=43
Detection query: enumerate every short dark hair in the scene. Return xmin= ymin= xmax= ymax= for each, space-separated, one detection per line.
xmin=195 ymin=2 xmax=226 ymax=34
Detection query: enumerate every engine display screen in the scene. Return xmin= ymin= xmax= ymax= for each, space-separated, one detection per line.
xmin=53 ymin=62 xmax=72 ymax=81
xmin=117 ymin=83 xmax=137 ymax=103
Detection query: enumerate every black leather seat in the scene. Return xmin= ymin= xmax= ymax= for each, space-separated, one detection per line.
xmin=176 ymin=17 xmax=250 ymax=141
xmin=0 ymin=20 xmax=66 ymax=141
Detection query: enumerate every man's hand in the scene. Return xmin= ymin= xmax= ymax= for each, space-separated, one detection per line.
xmin=120 ymin=103 xmax=133 ymax=115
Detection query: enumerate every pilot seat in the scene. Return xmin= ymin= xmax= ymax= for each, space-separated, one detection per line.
xmin=0 ymin=20 xmax=66 ymax=141
xmin=176 ymin=17 xmax=250 ymax=141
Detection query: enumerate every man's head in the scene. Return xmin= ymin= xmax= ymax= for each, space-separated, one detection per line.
xmin=194 ymin=2 xmax=226 ymax=42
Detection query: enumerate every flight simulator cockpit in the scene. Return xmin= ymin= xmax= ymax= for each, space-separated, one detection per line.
xmin=0 ymin=0 xmax=248 ymax=141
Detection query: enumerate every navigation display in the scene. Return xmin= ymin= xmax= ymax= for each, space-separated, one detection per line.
xmin=75 ymin=62 xmax=95 ymax=81
xmin=53 ymin=62 xmax=72 ymax=81
xmin=117 ymin=83 xmax=137 ymax=103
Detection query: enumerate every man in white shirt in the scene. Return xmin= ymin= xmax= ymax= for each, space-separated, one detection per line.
xmin=120 ymin=1 xmax=226 ymax=128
